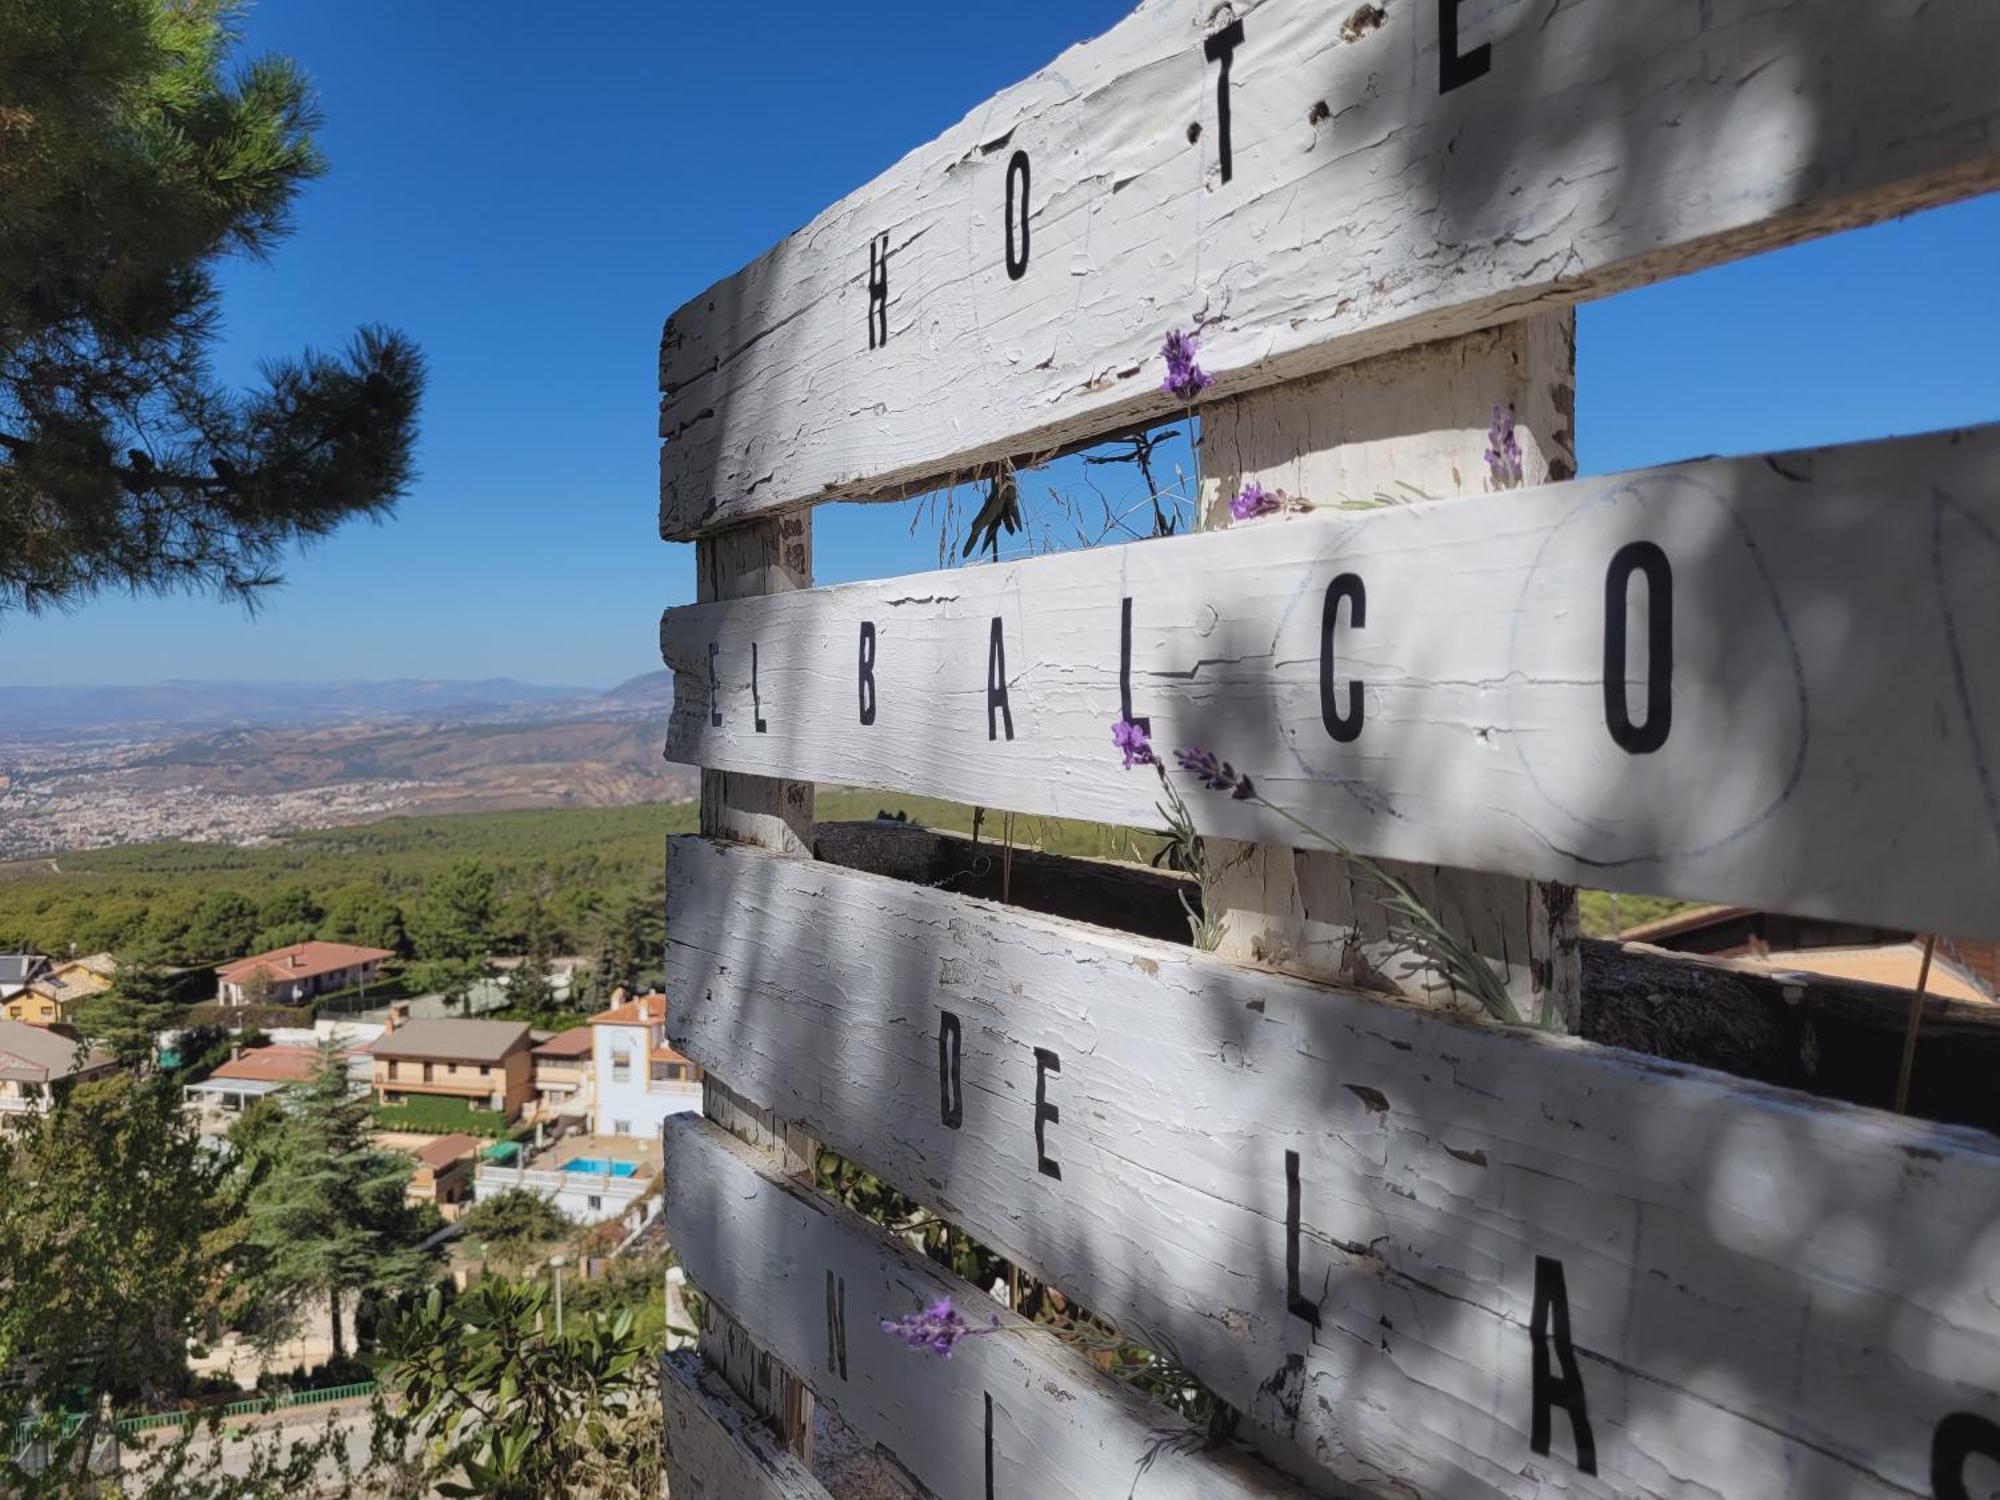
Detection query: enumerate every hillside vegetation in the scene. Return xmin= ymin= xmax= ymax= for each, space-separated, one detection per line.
xmin=0 ymin=791 xmax=1161 ymax=960
xmin=0 ymin=791 xmax=1661 ymax=961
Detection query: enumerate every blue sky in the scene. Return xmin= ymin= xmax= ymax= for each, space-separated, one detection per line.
xmin=3 ymin=1 xmax=1996 ymax=689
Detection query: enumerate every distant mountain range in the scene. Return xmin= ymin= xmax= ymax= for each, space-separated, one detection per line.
xmin=0 ymin=672 xmax=673 ymax=741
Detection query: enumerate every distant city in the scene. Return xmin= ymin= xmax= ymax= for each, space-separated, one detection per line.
xmin=0 ymin=673 xmax=694 ymax=860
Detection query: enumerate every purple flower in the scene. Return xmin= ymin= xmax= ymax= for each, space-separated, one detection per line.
xmin=1160 ymin=330 xmax=1213 ymax=403
xmin=1230 ymin=481 xmax=1280 ymax=521
xmin=1485 ymin=404 xmax=1524 ymax=489
xmin=1173 ymin=746 xmax=1257 ymax=801
xmin=1112 ymin=717 xmax=1156 ymax=769
xmin=880 ymin=1296 xmax=1000 ymax=1358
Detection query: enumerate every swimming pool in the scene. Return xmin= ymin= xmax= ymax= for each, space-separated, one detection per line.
xmin=561 ymin=1158 xmax=638 ymax=1177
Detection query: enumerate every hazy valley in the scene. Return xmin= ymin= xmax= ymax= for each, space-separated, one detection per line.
xmin=0 ymin=673 xmax=696 ymax=859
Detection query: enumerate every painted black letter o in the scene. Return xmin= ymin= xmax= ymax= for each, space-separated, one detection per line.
xmin=1933 ymin=1412 xmax=2000 ymax=1500
xmin=1320 ymin=573 xmax=1365 ymax=744
xmin=1004 ymin=150 xmax=1030 ymax=281
xmin=1603 ymin=542 xmax=1672 ymax=754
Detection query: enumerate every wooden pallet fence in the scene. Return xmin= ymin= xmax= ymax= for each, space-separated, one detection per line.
xmin=660 ymin=1350 xmax=833 ymax=1500
xmin=667 ymin=834 xmax=2000 ymax=1499
xmin=666 ymin=1113 xmax=1313 ymax=1500
xmin=650 ymin=0 xmax=2000 ymax=1494
xmin=658 ymin=0 xmax=1999 ymax=535
xmin=664 ymin=425 xmax=2000 ymax=945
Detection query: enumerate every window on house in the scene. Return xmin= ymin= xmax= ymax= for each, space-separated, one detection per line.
xmin=588 ymin=1195 xmax=602 ymax=1212
xmin=611 ymin=1050 xmax=632 ymax=1083
xmin=614 ymin=1119 xmax=631 ymax=1135
xmin=423 ymin=1062 xmax=434 ymax=1083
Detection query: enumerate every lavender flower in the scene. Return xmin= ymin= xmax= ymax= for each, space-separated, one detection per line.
xmin=1230 ymin=481 xmax=1280 ymax=521
xmin=1173 ymin=746 xmax=1256 ymax=801
xmin=880 ymin=1296 xmax=1000 ymax=1358
xmin=1112 ymin=717 xmax=1156 ymax=769
xmin=1159 ymin=330 xmax=1213 ymax=402
xmin=1485 ymin=404 xmax=1524 ymax=489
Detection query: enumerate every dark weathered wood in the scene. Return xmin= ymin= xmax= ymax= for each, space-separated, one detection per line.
xmin=660 ymin=1350 xmax=834 ymax=1500
xmin=1581 ymin=939 xmax=2000 ymax=1134
xmin=812 ymin=818 xmax=1194 ymax=946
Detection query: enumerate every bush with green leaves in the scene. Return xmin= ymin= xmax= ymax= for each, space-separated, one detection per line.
xmin=372 ymin=1280 xmax=660 ymax=1500
xmin=459 ymin=1188 xmax=568 ymax=1249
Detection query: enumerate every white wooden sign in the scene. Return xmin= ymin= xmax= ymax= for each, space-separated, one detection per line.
xmin=666 ymin=1113 xmax=1312 ymax=1500
xmin=662 ymin=426 xmax=2000 ymax=943
xmin=667 ymin=834 xmax=2000 ymax=1500
xmin=660 ymin=1351 xmax=833 ymax=1500
xmin=656 ymin=0 xmax=2000 ymax=535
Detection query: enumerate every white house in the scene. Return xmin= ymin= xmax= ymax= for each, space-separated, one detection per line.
xmin=470 ymin=1155 xmax=651 ymax=1224
xmin=588 ymin=991 xmax=702 ymax=1139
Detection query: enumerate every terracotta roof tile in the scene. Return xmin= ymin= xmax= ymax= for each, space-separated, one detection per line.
xmin=216 ymin=941 xmax=394 ymax=985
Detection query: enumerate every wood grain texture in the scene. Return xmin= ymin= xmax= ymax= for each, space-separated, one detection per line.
xmin=811 ymin=816 xmax=2000 ymax=1131
xmin=663 ymin=425 xmax=2000 ymax=943
xmin=690 ymin=508 xmax=820 ymax=1459
xmin=667 ymin=835 xmax=2000 ymax=1500
xmin=661 ymin=1350 xmax=835 ymax=1500
xmin=697 ymin=513 xmax=815 ymax=854
xmin=1200 ymin=315 xmax=1580 ymax=1024
xmin=656 ymin=0 xmax=2000 ymax=535
xmin=666 ymin=1112 xmax=1311 ymax=1500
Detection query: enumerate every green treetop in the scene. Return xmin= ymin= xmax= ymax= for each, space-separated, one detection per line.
xmin=321 ymin=881 xmax=408 ymax=954
xmin=74 ymin=948 xmax=182 ymax=1068
xmin=0 ymin=0 xmax=424 ymax=614
xmin=231 ymin=1049 xmax=439 ymax=1357
xmin=410 ymin=860 xmax=499 ymax=962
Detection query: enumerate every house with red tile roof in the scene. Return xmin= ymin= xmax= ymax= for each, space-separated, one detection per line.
xmin=215 ymin=941 xmax=395 ymax=1006
xmin=181 ymin=1042 xmax=348 ymax=1132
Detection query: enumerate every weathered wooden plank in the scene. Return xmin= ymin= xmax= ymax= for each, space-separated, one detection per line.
xmin=667 ymin=835 xmax=2000 ymax=1500
xmin=661 ymin=1350 xmax=835 ymax=1500
xmin=1199 ymin=315 xmax=1580 ymax=1024
xmin=697 ymin=513 xmax=815 ymax=853
xmin=657 ymin=0 xmax=2000 ymax=535
xmin=663 ymin=425 xmax=2000 ymax=943
xmin=810 ymin=816 xmax=2000 ymax=1132
xmin=812 ymin=818 xmax=1197 ymax=946
xmin=665 ymin=1112 xmax=1310 ymax=1500
xmin=687 ymin=507 xmax=822 ymax=1459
